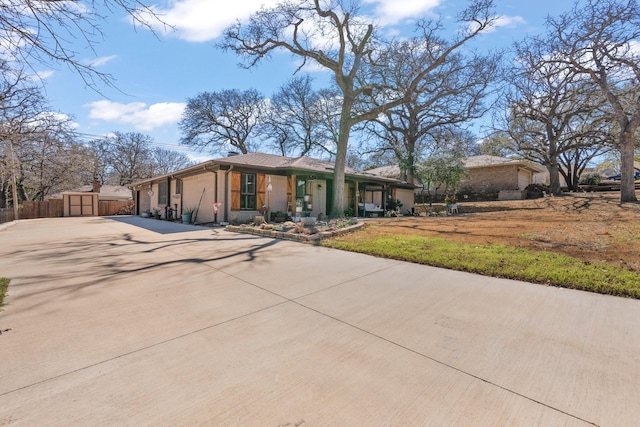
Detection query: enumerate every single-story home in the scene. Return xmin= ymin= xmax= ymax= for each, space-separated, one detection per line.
xmin=460 ymin=155 xmax=545 ymax=199
xmin=128 ymin=153 xmax=417 ymax=223
xmin=366 ymin=155 xmax=545 ymax=200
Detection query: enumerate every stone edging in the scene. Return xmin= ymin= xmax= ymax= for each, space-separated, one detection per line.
xmin=225 ymin=221 xmax=365 ymax=243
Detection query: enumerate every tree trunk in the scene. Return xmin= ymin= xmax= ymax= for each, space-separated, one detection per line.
xmin=547 ymin=162 xmax=562 ymax=196
xmin=330 ymin=97 xmax=355 ymax=218
xmin=619 ymin=132 xmax=637 ymax=202
xmin=404 ymin=151 xmax=415 ymax=184
xmin=330 ymin=126 xmax=349 ymax=218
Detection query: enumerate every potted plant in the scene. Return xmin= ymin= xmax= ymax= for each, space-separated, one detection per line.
xmin=152 ymin=208 xmax=161 ymax=219
xmin=181 ymin=207 xmax=195 ymax=224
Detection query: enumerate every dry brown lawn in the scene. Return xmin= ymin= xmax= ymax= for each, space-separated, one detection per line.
xmin=365 ymin=192 xmax=640 ymax=273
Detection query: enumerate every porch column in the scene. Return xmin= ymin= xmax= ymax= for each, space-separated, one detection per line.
xmin=354 ymin=181 xmax=359 ymax=217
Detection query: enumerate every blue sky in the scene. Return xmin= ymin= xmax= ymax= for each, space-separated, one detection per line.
xmin=39 ymin=0 xmax=575 ymax=161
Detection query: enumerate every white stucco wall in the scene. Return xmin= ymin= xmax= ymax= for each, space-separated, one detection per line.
xmin=267 ymin=175 xmax=289 ymax=214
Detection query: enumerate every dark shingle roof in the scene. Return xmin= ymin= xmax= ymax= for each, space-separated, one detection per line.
xmin=129 ymin=152 xmax=415 ymax=188
xmin=218 ymin=153 xmax=361 ymax=176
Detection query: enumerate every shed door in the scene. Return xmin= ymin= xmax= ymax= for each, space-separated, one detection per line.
xmin=69 ymin=195 xmax=94 ymax=216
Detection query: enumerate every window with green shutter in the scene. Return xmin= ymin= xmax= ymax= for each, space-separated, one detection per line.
xmin=240 ymin=173 xmax=256 ymax=210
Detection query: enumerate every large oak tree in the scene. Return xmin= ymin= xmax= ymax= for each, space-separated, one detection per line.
xmin=500 ymin=38 xmax=607 ymax=195
xmin=365 ymin=37 xmax=499 ymax=183
xmin=179 ymin=89 xmax=265 ymax=155
xmin=547 ymin=0 xmax=640 ymax=202
xmin=220 ymin=0 xmax=496 ymax=217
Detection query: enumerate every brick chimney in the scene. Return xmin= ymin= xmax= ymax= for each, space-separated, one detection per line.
xmin=92 ymin=178 xmax=101 ymax=193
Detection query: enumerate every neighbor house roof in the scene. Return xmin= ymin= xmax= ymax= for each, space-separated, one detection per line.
xmin=50 ymin=185 xmax=132 ymax=200
xmin=365 ymin=165 xmax=402 ymax=178
xmin=366 ymin=156 xmax=546 ymax=177
xmin=464 ymin=155 xmax=544 ymax=173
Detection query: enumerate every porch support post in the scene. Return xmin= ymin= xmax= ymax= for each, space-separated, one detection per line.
xmin=354 ymin=181 xmax=359 ymax=217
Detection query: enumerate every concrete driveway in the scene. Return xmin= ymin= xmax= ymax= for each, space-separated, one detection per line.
xmin=1 ymin=216 xmax=639 ymax=426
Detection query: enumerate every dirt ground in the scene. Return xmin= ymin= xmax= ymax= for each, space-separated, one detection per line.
xmin=367 ymin=191 xmax=640 ymax=273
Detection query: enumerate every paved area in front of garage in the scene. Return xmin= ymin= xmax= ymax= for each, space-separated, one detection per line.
xmin=1 ymin=216 xmax=639 ymax=426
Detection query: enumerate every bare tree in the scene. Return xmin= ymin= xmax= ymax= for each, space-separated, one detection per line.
xmin=87 ymin=133 xmax=193 ymax=185
xmin=478 ymin=133 xmax=513 ymax=157
xmin=98 ymin=132 xmax=153 ymax=186
xmin=312 ymin=87 xmax=343 ymax=158
xmin=0 ymin=63 xmax=53 ymax=207
xmin=365 ymin=38 xmax=499 ymax=183
xmin=86 ymin=138 xmax=113 ymax=185
xmin=546 ymin=0 xmax=640 ymax=202
xmin=499 ymin=37 xmax=606 ymax=195
xmin=261 ymin=75 xmax=333 ymax=157
xmin=19 ymin=113 xmax=82 ymax=201
xmin=151 ymin=148 xmax=195 ymax=176
xmin=179 ymin=89 xmax=265 ymax=155
xmin=0 ymin=0 xmax=164 ymax=89
xmin=221 ymin=0 xmax=496 ymax=217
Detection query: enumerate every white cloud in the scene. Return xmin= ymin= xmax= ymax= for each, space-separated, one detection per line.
xmin=87 ymin=55 xmax=118 ymax=67
xmin=33 ymin=70 xmax=54 ymax=80
xmin=468 ymin=14 xmax=526 ymax=34
xmin=31 ymin=111 xmax=80 ymax=130
xmin=144 ymin=0 xmax=442 ymax=42
xmin=364 ymin=0 xmax=441 ymax=26
xmin=85 ymin=100 xmax=186 ymax=131
xmin=493 ymin=15 xmax=527 ymax=30
xmin=294 ymin=58 xmax=330 ymax=74
xmin=145 ymin=0 xmax=281 ymax=42
xmin=483 ymin=15 xmax=526 ymax=33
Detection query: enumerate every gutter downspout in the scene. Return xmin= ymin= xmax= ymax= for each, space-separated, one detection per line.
xmin=224 ymin=165 xmax=234 ymax=222
xmin=201 ymin=164 xmax=219 ymax=222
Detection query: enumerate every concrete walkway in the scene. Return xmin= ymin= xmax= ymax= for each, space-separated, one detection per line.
xmin=0 ymin=216 xmax=639 ymax=426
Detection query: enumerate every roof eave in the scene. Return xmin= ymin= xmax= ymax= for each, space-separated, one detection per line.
xmin=128 ymin=160 xmax=220 ymax=188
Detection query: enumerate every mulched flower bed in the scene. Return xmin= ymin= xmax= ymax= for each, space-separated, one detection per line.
xmin=225 ymin=218 xmax=364 ymax=243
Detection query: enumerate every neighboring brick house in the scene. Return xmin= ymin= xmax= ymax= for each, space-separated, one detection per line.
xmin=367 ymin=156 xmax=545 ymax=200
xmin=460 ymin=156 xmax=545 ymax=199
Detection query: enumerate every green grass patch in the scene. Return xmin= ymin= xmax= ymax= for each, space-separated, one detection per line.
xmin=322 ymin=234 xmax=640 ymax=298
xmin=0 ymin=277 xmax=8 ymax=308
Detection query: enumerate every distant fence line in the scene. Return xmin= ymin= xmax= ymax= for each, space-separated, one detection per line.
xmin=0 ymin=200 xmax=134 ymax=224
xmin=0 ymin=207 xmax=20 ymax=224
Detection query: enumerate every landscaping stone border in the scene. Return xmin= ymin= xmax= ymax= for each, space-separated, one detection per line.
xmin=225 ymin=221 xmax=365 ymax=244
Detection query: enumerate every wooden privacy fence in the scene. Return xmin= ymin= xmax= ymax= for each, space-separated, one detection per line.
xmin=98 ymin=200 xmax=135 ymax=216
xmin=0 ymin=200 xmax=134 ymax=223
xmin=0 ymin=207 xmax=20 ymax=224
xmin=22 ymin=200 xmax=64 ymax=219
